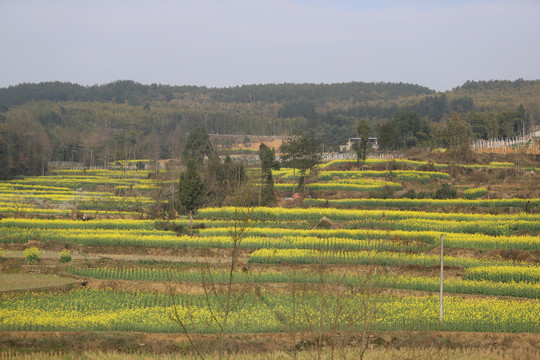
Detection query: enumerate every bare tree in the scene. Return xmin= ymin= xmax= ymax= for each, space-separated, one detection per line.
xmin=167 ymin=207 xmax=256 ymax=360
xmin=264 ymin=253 xmax=389 ymax=360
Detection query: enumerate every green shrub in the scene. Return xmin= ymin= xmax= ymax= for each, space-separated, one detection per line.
xmin=59 ymin=249 xmax=72 ymax=263
xmin=401 ymin=189 xmax=417 ymax=199
xmin=154 ymin=220 xmax=186 ymax=234
xmin=434 ymin=184 xmax=457 ymax=199
xmin=371 ymin=185 xmax=396 ymax=199
xmin=416 ymin=191 xmax=433 ymax=199
xmin=137 ymin=258 xmax=159 ymax=265
xmin=24 ymin=247 xmax=41 ymax=263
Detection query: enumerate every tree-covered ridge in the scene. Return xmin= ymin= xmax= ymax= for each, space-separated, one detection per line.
xmin=205 ymin=82 xmax=434 ymax=104
xmin=450 ymin=79 xmax=540 ymax=109
xmin=3 ymin=80 xmax=536 ymax=125
xmin=1 ymin=79 xmax=538 ymax=179
xmin=0 ymin=81 xmax=179 ymax=111
xmin=0 ymin=81 xmax=435 ymax=111
xmin=455 ymin=79 xmax=538 ymax=91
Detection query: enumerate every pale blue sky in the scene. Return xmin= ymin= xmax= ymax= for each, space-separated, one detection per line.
xmin=1 ymin=0 xmax=538 ymax=91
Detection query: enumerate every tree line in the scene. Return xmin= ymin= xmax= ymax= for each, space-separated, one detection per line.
xmin=0 ymin=79 xmax=537 ymax=179
xmin=0 ymin=80 xmax=434 ymax=111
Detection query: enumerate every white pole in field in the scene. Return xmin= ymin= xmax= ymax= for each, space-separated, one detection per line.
xmin=440 ymin=233 xmax=444 ymax=323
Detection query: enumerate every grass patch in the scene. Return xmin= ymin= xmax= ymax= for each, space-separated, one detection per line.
xmin=0 ymin=273 xmax=76 ymax=291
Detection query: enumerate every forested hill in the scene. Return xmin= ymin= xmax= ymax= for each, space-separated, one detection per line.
xmin=451 ymin=79 xmax=540 ymax=109
xmin=0 ymin=80 xmax=434 ymax=111
xmin=0 ymin=79 xmax=538 ymax=179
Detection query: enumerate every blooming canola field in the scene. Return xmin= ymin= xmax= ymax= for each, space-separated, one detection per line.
xmin=0 ymin=163 xmax=539 ymax=336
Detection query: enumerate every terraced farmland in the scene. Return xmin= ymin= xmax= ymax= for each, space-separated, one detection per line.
xmin=0 ymin=159 xmax=538 ymax=358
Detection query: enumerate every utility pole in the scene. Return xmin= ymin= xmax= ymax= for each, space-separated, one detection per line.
xmin=440 ymin=233 xmax=444 ymax=323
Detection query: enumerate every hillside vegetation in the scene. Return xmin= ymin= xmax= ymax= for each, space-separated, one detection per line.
xmin=0 ymin=154 xmax=538 ymax=358
xmin=0 ymin=79 xmax=539 ymax=180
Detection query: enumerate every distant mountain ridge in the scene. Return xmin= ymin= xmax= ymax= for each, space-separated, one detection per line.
xmin=1 ymin=80 xmax=435 ymax=111
xmin=1 ymin=79 xmax=538 ymax=179
xmin=2 ymin=79 xmax=538 ymax=113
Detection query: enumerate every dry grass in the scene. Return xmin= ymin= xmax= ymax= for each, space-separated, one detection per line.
xmin=1 ymin=346 xmax=539 ymax=360
xmin=0 ymin=273 xmax=76 ymax=291
xmin=1 ymin=332 xmax=537 ymax=360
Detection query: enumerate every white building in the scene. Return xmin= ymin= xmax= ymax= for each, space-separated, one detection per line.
xmin=339 ymin=137 xmax=378 ymax=152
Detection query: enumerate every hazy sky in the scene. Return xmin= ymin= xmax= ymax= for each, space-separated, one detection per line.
xmin=1 ymin=0 xmax=539 ymax=91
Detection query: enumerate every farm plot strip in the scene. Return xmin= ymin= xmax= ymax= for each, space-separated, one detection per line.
xmin=0 ymin=227 xmax=424 ymax=252
xmin=304 ymin=198 xmax=540 ymax=209
xmin=247 ymin=248 xmax=532 ymax=268
xmin=67 ymin=266 xmax=540 ymax=299
xmin=3 ymin=220 xmax=538 ymax=251
xmin=199 ymin=227 xmax=540 ymax=251
xmin=1 ymin=289 xmax=538 ymax=333
xmin=199 ymin=206 xmax=540 ymax=223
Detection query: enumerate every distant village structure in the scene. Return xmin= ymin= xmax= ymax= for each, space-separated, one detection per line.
xmin=339 ymin=137 xmax=379 ymax=152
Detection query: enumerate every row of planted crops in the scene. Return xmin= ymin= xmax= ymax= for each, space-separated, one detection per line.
xmin=0 ymin=169 xmax=164 ymax=215
xmin=271 ymin=159 xmax=536 ymax=196
xmin=1 ymin=205 xmax=539 ymax=333
xmin=1 ymin=162 xmax=537 ymax=217
xmin=0 ymin=160 xmax=539 ymax=335
xmin=1 ymin=288 xmax=538 ymax=333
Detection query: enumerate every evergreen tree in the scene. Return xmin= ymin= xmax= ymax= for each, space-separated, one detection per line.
xmin=259 ymin=143 xmax=280 ymax=205
xmin=182 ymin=127 xmax=214 ymax=166
xmin=376 ymin=121 xmax=397 ymax=151
xmin=178 ymin=159 xmax=206 ymax=234
xmin=353 ymin=119 xmax=370 ymax=166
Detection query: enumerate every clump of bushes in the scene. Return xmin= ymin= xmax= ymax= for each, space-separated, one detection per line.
xmin=370 ymin=185 xmax=396 ymax=199
xmin=154 ymin=220 xmax=186 ymax=234
xmin=400 ymin=189 xmax=434 ymax=199
xmin=59 ymin=249 xmax=72 ymax=263
xmin=434 ymin=184 xmax=457 ymax=199
xmin=24 ymin=247 xmax=41 ymax=263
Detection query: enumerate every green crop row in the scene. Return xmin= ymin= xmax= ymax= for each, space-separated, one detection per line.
xmin=199 ymin=207 xmax=540 ymax=236
xmin=50 ymin=169 xmax=149 ymax=178
xmin=0 ymin=192 xmax=153 ymax=211
xmin=464 ymin=266 xmax=540 ymax=284
xmin=348 ymin=218 xmax=540 ymax=236
xmin=199 ymin=206 xmax=540 ymax=223
xmin=1 ymin=289 xmax=538 ymax=333
xmin=303 ymin=198 xmax=539 ymax=210
xmin=318 ymin=159 xmax=449 ymax=169
xmin=0 ymin=217 xmax=310 ymax=231
xmin=317 ymin=159 xmax=538 ymax=171
xmin=4 ymin=217 xmax=538 ymax=251
xmin=274 ymin=182 xmax=402 ymax=192
xmin=0 ymin=227 xmax=423 ymax=253
xmin=200 ymin=227 xmax=540 ymax=251
xmin=317 ymin=170 xmax=450 ymax=182
xmin=67 ymin=266 xmax=540 ymax=299
xmin=247 ymin=248 xmax=523 ymax=268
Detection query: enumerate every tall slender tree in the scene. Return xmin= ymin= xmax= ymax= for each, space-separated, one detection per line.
xmin=353 ymin=119 xmax=370 ymax=166
xmin=259 ymin=143 xmax=280 ymax=205
xmin=178 ymin=159 xmax=206 ymax=234
xmin=182 ymin=127 xmax=214 ymax=166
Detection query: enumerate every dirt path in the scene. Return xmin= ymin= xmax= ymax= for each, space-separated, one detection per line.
xmin=4 ymin=250 xmax=240 ymax=264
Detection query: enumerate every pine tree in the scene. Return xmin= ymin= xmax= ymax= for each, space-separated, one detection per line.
xmin=178 ymin=159 xmax=206 ymax=234
xmin=259 ymin=143 xmax=280 ymax=205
